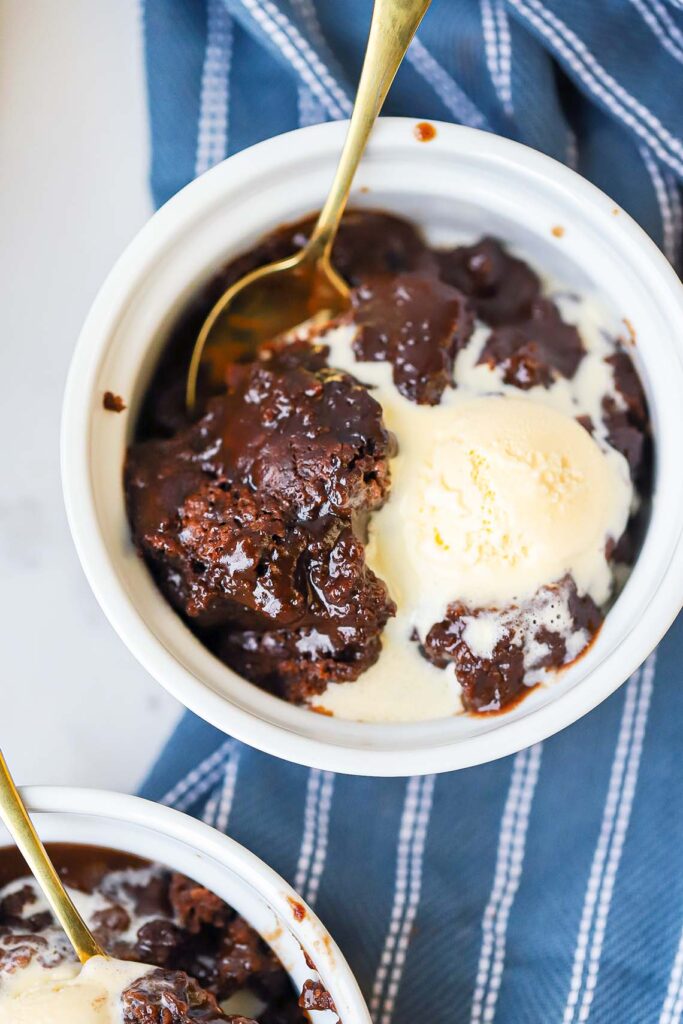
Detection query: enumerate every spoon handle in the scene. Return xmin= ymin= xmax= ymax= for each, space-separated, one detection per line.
xmin=0 ymin=750 xmax=104 ymax=963
xmin=308 ymin=0 xmax=432 ymax=259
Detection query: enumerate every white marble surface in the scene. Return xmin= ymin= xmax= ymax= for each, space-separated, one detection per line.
xmin=1 ymin=0 xmax=181 ymax=791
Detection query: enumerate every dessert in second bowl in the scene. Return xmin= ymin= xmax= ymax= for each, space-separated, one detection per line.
xmin=124 ymin=210 xmax=650 ymax=720
xmin=0 ymin=843 xmax=319 ymax=1023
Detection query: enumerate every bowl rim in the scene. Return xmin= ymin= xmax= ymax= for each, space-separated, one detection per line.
xmin=10 ymin=785 xmax=370 ymax=1022
xmin=61 ymin=117 xmax=683 ymax=776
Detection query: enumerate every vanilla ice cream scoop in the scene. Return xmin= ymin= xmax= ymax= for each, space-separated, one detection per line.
xmin=0 ymin=955 xmax=150 ymax=1024
xmin=367 ymin=394 xmax=633 ymax=634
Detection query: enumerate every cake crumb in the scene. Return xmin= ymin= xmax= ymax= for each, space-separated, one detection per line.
xmin=299 ymin=979 xmax=337 ymax=1013
xmin=288 ymin=897 xmax=306 ymax=922
xmin=103 ymin=391 xmax=126 ymax=412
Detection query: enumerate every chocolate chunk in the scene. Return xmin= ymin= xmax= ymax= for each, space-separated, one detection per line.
xmin=91 ymin=902 xmax=131 ymax=945
xmin=477 ymin=298 xmax=585 ymax=388
xmin=423 ymin=608 xmax=526 ymax=713
xmin=134 ymin=918 xmax=185 ymax=968
xmin=169 ymin=874 xmax=231 ymax=934
xmin=611 ymin=529 xmax=636 ymax=565
xmin=119 ymin=871 xmax=173 ymax=919
xmin=437 ymin=236 xmax=541 ymax=325
xmin=126 ymin=347 xmax=395 ymax=698
xmin=291 ymin=209 xmax=432 ymax=287
xmin=0 ymin=885 xmax=51 ymax=932
xmin=128 ymin=350 xmax=392 ymax=536
xmin=121 ymin=967 xmax=249 ymax=1023
xmin=608 ymin=351 xmax=648 ymax=427
xmin=352 ymin=271 xmax=474 ymax=404
xmin=213 ymin=917 xmax=286 ymax=1000
xmin=0 ymin=933 xmax=53 ymax=973
xmin=215 ymin=523 xmax=393 ymax=702
xmin=422 ymin=578 xmax=602 ymax=713
xmin=602 ymin=348 xmax=650 ymax=480
xmin=602 ymin=399 xmax=645 ymax=476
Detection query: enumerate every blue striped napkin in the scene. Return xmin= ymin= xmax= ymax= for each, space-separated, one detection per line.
xmin=139 ymin=3 xmax=683 ymax=1020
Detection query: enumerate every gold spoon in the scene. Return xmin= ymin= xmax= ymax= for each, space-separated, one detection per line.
xmin=0 ymin=749 xmax=105 ymax=963
xmin=186 ymin=0 xmax=432 ymax=413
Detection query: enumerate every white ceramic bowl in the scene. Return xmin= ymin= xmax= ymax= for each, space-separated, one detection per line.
xmin=1 ymin=787 xmax=368 ymax=1023
xmin=62 ymin=117 xmax=683 ymax=777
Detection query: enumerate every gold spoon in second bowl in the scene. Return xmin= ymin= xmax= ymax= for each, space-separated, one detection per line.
xmin=186 ymin=0 xmax=432 ymax=413
xmin=0 ymin=749 xmax=105 ymax=964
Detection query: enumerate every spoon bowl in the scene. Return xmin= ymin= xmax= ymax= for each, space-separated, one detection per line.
xmin=187 ymin=244 xmax=349 ymax=407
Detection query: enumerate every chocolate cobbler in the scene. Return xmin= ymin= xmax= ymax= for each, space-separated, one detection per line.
xmin=0 ymin=844 xmax=328 ymax=1022
xmin=123 ymin=210 xmax=651 ymax=717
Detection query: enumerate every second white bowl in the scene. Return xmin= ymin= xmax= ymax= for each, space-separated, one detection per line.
xmin=3 ymin=787 xmax=369 ymax=1023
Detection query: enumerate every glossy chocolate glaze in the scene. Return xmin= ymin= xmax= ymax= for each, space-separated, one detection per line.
xmin=0 ymin=843 xmax=307 ymax=1024
xmin=126 ymin=341 xmax=396 ymax=702
xmin=352 ymin=271 xmax=473 ymax=404
xmin=423 ymin=577 xmax=602 ymax=713
xmin=126 ymin=211 xmax=651 ymax=714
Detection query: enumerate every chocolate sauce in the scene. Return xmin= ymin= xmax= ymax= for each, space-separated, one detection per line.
xmin=0 ymin=843 xmax=307 ymax=1024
